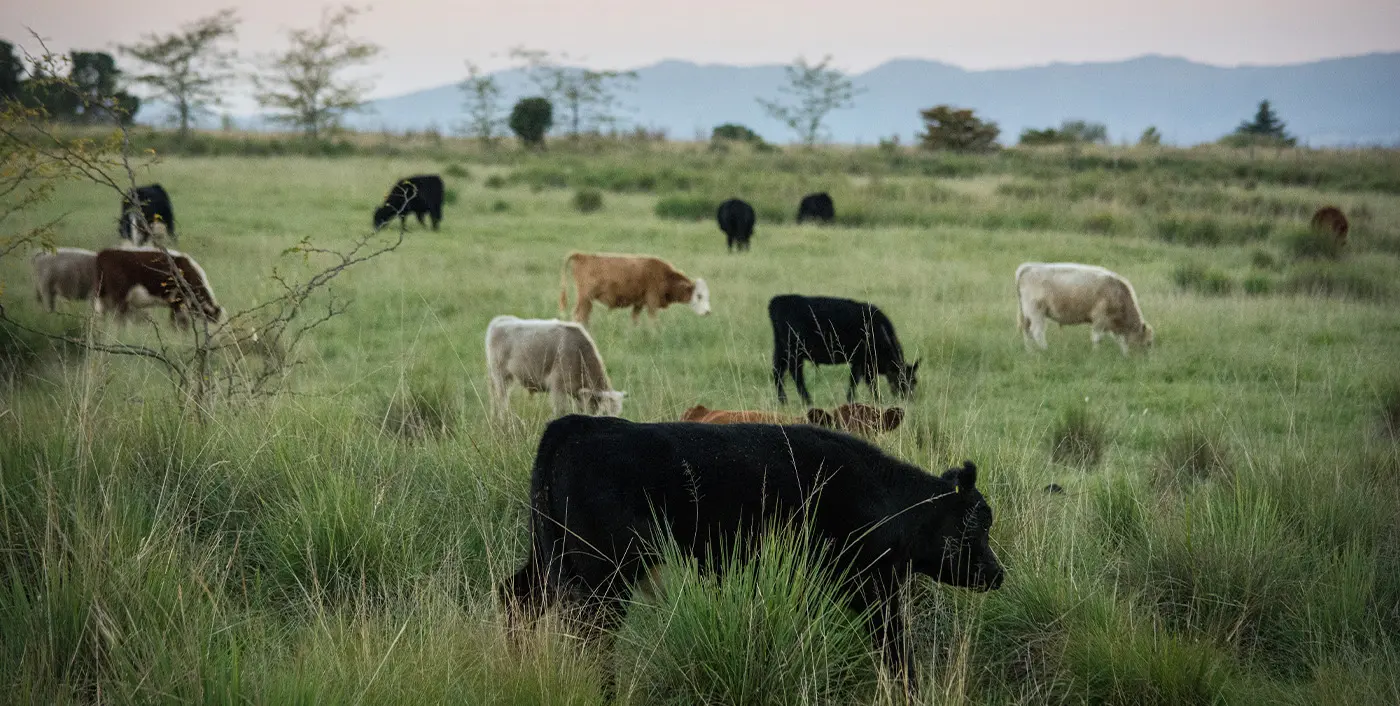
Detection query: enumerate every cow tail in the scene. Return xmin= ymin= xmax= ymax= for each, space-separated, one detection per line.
xmin=558 ymin=253 xmax=575 ymax=317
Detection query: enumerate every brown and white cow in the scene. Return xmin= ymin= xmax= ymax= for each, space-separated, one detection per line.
xmin=559 ymin=252 xmax=710 ymax=326
xmin=681 ymin=402 xmax=905 ymax=436
xmin=486 ymin=315 xmax=625 ymax=419
xmin=1016 ymin=262 xmax=1153 ymax=354
xmin=31 ymin=247 xmax=98 ymax=312
xmin=93 ymin=247 xmax=223 ymax=328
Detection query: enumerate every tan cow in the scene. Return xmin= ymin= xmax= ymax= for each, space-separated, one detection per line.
xmin=681 ymin=402 xmax=904 ymax=435
xmin=559 ymin=252 xmax=710 ymax=325
xmin=1016 ymin=262 xmax=1153 ymax=354
xmin=94 ymin=247 xmax=223 ymax=328
xmin=486 ymin=315 xmax=625 ymax=419
xmin=31 ymin=247 xmax=97 ymax=311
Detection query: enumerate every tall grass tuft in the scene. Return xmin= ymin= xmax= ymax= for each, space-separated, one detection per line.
xmin=573 ymin=188 xmax=605 ymax=214
xmin=616 ymin=528 xmax=878 ymax=705
xmin=1050 ymin=404 xmax=1108 ymax=468
xmin=1156 ymin=423 xmax=1232 ymax=488
xmin=1380 ymin=381 xmax=1400 ymax=439
xmin=1173 ymin=262 xmax=1235 ymax=296
xmin=1282 ymin=260 xmax=1392 ymax=301
xmin=378 ymin=380 xmax=459 ymax=439
xmin=1284 ymin=224 xmax=1344 ymax=260
xmin=654 ymin=195 xmax=716 ymax=221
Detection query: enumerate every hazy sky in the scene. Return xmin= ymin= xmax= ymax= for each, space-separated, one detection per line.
xmin=7 ymin=0 xmax=1400 ymax=102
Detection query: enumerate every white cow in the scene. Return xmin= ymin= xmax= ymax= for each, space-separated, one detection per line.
xmin=1016 ymin=262 xmax=1154 ymax=354
xmin=31 ymin=247 xmax=98 ymax=311
xmin=485 ymin=315 xmax=625 ymax=418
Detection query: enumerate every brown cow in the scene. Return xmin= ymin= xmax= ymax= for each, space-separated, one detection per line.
xmin=681 ymin=403 xmax=904 ymax=435
xmin=1310 ymin=206 xmax=1349 ymax=247
xmin=559 ymin=252 xmax=710 ymax=326
xmin=93 ymin=248 xmax=223 ymax=328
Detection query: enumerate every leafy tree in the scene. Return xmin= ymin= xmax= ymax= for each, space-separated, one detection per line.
xmin=1228 ymin=100 xmax=1296 ymax=146
xmin=510 ymin=47 xmax=636 ymax=136
xmin=758 ymin=55 xmax=860 ymax=146
xmin=917 ymin=105 xmax=1000 ymax=152
xmin=120 ymin=9 xmax=240 ymax=138
xmin=1019 ymin=120 xmax=1107 ymax=146
xmin=509 ymin=96 xmax=553 ymax=147
xmin=711 ymin=123 xmax=764 ymax=144
xmin=1139 ymin=125 xmax=1162 ymax=147
xmin=1058 ymin=120 xmax=1108 ymax=144
xmin=253 ymin=6 xmax=380 ymax=139
xmin=0 ymin=40 xmax=22 ymax=100
xmin=61 ymin=51 xmax=140 ymax=124
xmin=459 ymin=61 xmax=505 ymax=142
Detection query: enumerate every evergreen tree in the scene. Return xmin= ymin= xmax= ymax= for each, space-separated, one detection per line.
xmin=1229 ymin=100 xmax=1296 ymax=146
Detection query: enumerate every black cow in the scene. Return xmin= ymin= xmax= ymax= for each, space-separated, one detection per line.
xmin=119 ymin=184 xmax=176 ymax=244
xmin=501 ymin=415 xmax=1003 ymax=682
xmin=769 ymin=294 xmax=920 ymax=405
xmin=716 ymin=198 xmax=756 ymax=252
xmin=373 ymin=174 xmax=444 ymax=231
xmin=796 ymin=191 xmax=835 ymax=224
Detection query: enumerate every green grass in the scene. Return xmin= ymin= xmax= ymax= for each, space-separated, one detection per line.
xmin=2 ymin=145 xmax=1399 ymax=703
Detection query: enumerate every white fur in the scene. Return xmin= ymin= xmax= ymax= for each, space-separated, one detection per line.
xmin=689 ymin=277 xmax=711 ymax=316
xmin=485 ymin=315 xmax=625 ymax=419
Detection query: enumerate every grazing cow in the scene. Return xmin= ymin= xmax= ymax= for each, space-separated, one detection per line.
xmin=716 ymin=198 xmax=756 ymax=252
xmin=93 ymin=248 xmax=223 ymax=328
xmin=373 ymin=174 xmax=445 ymax=231
xmin=680 ymin=402 xmax=904 ymax=436
xmin=796 ymin=192 xmax=835 ymax=224
xmin=119 ymin=184 xmax=175 ymax=244
xmin=559 ymin=252 xmax=711 ymax=326
xmin=1310 ymin=206 xmax=1349 ymax=246
xmin=1015 ymin=262 xmax=1153 ymax=354
xmin=31 ymin=247 xmax=97 ymax=311
xmin=501 ymin=415 xmax=1004 ymax=682
xmin=485 ymin=315 xmax=625 ymax=418
xmin=769 ymin=294 xmax=920 ymax=406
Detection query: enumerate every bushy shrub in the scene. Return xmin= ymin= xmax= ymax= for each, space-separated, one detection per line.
xmin=1173 ymin=262 xmax=1235 ymax=295
xmin=1380 ymin=382 xmax=1400 ymax=439
xmin=509 ymin=97 xmax=553 ymax=148
xmin=571 ymin=188 xmax=603 ymax=214
xmin=1284 ymin=225 xmax=1344 ymax=260
xmin=1283 ymin=261 xmax=1391 ymax=301
xmin=1243 ymin=273 xmax=1274 ymax=295
xmin=443 ymin=163 xmax=470 ymax=179
xmin=711 ymin=123 xmax=766 ymax=147
xmin=1156 ymin=216 xmax=1223 ymax=246
xmin=379 ymin=382 xmax=457 ymax=440
xmin=654 ymin=195 xmax=715 ymax=221
xmin=490 ymin=199 xmax=510 ymax=213
xmin=1051 ymin=404 xmax=1108 ymax=468
xmin=442 ymin=188 xmax=459 ymax=205
xmin=1082 ymin=211 xmax=1122 ymax=235
xmin=1250 ymin=249 xmax=1279 ymax=270
xmin=483 ymin=174 xmax=506 ymax=189
xmin=1156 ymin=424 xmax=1232 ymax=488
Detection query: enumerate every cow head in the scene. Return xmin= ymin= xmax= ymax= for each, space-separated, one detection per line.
xmin=582 ymin=389 xmax=625 ymax=417
xmin=889 ymin=358 xmax=920 ymax=398
xmin=688 ymin=278 xmax=711 ymax=316
xmin=922 ymin=461 xmax=1004 ymax=591
xmin=372 ymin=205 xmax=398 ymax=230
xmin=1128 ymin=323 xmax=1154 ymax=351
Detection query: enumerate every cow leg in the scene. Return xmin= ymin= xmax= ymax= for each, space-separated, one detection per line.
xmin=549 ymin=385 xmax=572 ymax=417
xmin=1026 ymin=311 xmax=1049 ymax=350
xmin=792 ymin=360 xmax=813 ymax=406
xmin=430 ymin=206 xmax=442 ymax=231
xmin=573 ymin=297 xmax=593 ymax=326
xmin=772 ymin=349 xmax=789 ymax=404
xmin=488 ymin=374 xmax=510 ymax=421
xmin=727 ymin=235 xmax=734 ymax=252
xmin=849 ymin=573 xmax=913 ymax=690
xmin=415 ymin=212 xmax=427 ymax=228
xmin=631 ymin=305 xmax=643 ymax=324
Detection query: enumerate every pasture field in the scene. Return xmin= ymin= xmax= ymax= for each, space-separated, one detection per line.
xmin=2 ymin=143 xmax=1400 ymax=704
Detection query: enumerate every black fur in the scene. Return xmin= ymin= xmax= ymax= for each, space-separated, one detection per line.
xmin=796 ymin=192 xmax=835 ymax=224
xmin=373 ymin=174 xmax=444 ymax=231
xmin=500 ymin=415 xmax=1004 ymax=681
xmin=716 ymin=198 xmax=756 ymax=251
xmin=119 ymin=184 xmax=175 ymax=242
xmin=769 ymin=294 xmax=920 ymax=406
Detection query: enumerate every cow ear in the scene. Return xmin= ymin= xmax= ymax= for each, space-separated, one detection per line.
xmin=956 ymin=461 xmax=977 ymax=492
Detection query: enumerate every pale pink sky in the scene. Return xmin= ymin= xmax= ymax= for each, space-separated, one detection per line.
xmin=7 ymin=0 xmax=1400 ymax=101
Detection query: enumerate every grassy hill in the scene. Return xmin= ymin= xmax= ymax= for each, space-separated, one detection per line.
xmin=2 ymin=140 xmax=1399 ymax=703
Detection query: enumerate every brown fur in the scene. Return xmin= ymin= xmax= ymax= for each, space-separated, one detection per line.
xmin=94 ymin=248 xmax=223 ymax=327
xmin=560 ymin=252 xmax=703 ymax=325
xmin=681 ymin=403 xmax=904 ymax=435
xmin=1310 ymin=206 xmax=1349 ymax=246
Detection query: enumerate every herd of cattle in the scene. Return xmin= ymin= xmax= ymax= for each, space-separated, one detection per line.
xmin=39 ymin=170 xmax=1342 ymax=693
